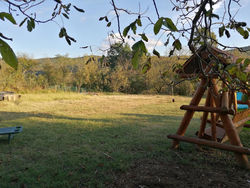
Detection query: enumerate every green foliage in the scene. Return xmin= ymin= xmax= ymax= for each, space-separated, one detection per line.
xmin=0 ymin=39 xmax=18 ymax=70
xmin=163 ymin=18 xmax=178 ymax=32
xmin=154 ymin=17 xmax=164 ymax=35
xmin=131 ymin=40 xmax=147 ymax=69
xmin=27 ymin=18 xmax=35 ymax=32
xmin=173 ymin=39 xmax=182 ymax=51
xmin=0 ymin=12 xmax=16 ymax=24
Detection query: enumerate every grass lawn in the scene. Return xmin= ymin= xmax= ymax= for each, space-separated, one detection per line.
xmin=0 ymin=93 xmax=249 ymax=187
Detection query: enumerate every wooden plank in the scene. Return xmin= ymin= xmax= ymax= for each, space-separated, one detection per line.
xmin=180 ymin=105 xmax=235 ymax=115
xmin=168 ymin=134 xmax=250 ymax=155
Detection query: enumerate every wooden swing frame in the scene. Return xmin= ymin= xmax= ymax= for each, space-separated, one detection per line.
xmin=168 ymin=77 xmax=250 ymax=168
xmin=168 ymin=46 xmax=250 ymax=168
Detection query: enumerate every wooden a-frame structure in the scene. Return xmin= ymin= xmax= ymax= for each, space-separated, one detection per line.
xmin=168 ymin=46 xmax=250 ymax=168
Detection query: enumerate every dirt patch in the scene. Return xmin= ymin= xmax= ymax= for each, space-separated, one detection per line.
xmin=111 ymin=158 xmax=250 ymax=188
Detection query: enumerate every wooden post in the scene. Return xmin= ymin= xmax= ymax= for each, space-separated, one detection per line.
xmin=172 ymin=78 xmax=207 ymax=148
xmin=198 ymin=89 xmax=211 ymax=138
xmin=233 ymin=92 xmax=237 ymax=113
xmin=212 ymin=82 xmax=249 ymax=168
xmin=210 ymin=95 xmax=217 ymax=141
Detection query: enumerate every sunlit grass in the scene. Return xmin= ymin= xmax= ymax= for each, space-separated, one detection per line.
xmin=0 ymin=93 xmax=248 ymax=187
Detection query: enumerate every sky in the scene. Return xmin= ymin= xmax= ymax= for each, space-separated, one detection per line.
xmin=1 ymin=0 xmax=250 ymax=59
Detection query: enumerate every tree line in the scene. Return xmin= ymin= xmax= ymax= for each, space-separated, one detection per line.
xmin=0 ymin=43 xmax=248 ymax=95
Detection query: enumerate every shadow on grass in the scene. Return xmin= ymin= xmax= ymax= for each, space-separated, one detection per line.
xmin=0 ymin=111 xmax=87 ymax=122
xmin=0 ymin=110 xmax=201 ymax=125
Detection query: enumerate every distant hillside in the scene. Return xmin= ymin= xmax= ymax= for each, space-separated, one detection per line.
xmin=227 ymin=45 xmax=250 ymax=57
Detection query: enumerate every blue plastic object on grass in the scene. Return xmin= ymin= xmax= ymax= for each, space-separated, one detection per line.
xmin=0 ymin=126 xmax=23 ymax=143
xmin=237 ymin=92 xmax=248 ymax=110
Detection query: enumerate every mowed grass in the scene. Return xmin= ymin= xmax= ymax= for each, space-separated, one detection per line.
xmin=0 ymin=93 xmax=249 ymax=187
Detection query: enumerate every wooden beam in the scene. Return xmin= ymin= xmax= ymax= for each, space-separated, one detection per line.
xmin=210 ymin=96 xmax=217 ymax=141
xmin=198 ymin=90 xmax=211 ymax=138
xmin=180 ymin=105 xmax=235 ymax=115
xmin=172 ymin=78 xmax=207 ymax=149
xmin=168 ymin=134 xmax=250 ymax=155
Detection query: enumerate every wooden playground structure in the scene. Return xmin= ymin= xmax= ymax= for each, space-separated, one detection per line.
xmin=168 ymin=46 xmax=250 ymax=168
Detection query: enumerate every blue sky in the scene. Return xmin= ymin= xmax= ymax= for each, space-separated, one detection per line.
xmin=1 ymin=0 xmax=250 ymax=58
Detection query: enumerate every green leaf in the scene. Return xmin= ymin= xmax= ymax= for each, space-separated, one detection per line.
xmin=173 ymin=39 xmax=182 ymax=51
xmin=30 ymin=18 xmax=35 ymax=28
xmin=153 ymin=49 xmax=160 ymax=58
xmin=132 ymin=40 xmax=147 ymax=53
xmin=154 ymin=17 xmax=163 ymax=35
xmin=27 ymin=20 xmax=32 ymax=32
xmin=107 ymin=22 xmax=111 ymax=27
xmin=99 ymin=17 xmax=104 ymax=21
xmin=169 ymin=49 xmax=174 ymax=57
xmin=247 ymin=27 xmax=250 ymax=32
xmin=243 ymin=30 xmax=249 ymax=39
xmin=0 ymin=39 xmax=18 ymax=70
xmin=59 ymin=27 xmax=67 ymax=38
xmin=62 ymin=13 xmax=69 ymax=19
xmin=123 ymin=25 xmax=130 ymax=37
xmin=164 ymin=38 xmax=170 ymax=46
xmin=132 ymin=50 xmax=140 ymax=69
xmin=73 ymin=5 xmax=85 ymax=13
xmin=163 ymin=18 xmax=177 ymax=32
xmin=130 ymin=22 xmax=137 ymax=34
xmin=219 ymin=25 xmax=225 ymax=37
xmin=0 ymin=12 xmax=17 ymax=25
xmin=139 ymin=33 xmax=148 ymax=42
xmin=19 ymin=17 xmax=27 ymax=27
xmin=142 ymin=58 xmax=151 ymax=74
xmin=136 ymin=18 xmax=142 ymax=26
xmin=236 ymin=26 xmax=245 ymax=37
xmin=225 ymin=29 xmax=230 ymax=38
xmin=131 ymin=40 xmax=148 ymax=69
